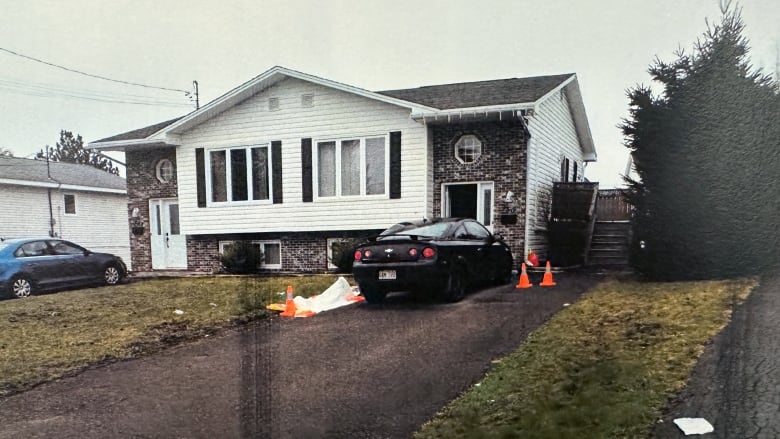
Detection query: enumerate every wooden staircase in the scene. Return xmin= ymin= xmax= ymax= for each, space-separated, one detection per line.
xmin=587 ymin=221 xmax=631 ymax=268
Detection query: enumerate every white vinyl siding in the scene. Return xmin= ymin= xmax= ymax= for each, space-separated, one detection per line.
xmin=524 ymin=87 xmax=586 ymax=260
xmin=177 ymin=77 xmax=427 ymax=235
xmin=0 ymin=184 xmax=131 ymax=269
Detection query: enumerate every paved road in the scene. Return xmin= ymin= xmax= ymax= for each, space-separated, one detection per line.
xmin=655 ymin=273 xmax=780 ymax=438
xmin=0 ymin=273 xmax=598 ymax=439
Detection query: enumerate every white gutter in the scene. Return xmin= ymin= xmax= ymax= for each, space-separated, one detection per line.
xmin=410 ymin=102 xmax=535 ymax=121
xmin=88 ymin=138 xmax=171 ymax=151
xmin=0 ymin=178 xmax=126 ymax=194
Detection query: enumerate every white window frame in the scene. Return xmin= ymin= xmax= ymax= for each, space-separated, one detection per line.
xmin=454 ymin=134 xmax=482 ymax=164
xmin=155 ymin=158 xmax=175 ymax=184
xmin=63 ymin=193 xmax=77 ymax=216
xmin=218 ymin=240 xmax=282 ymax=270
xmin=204 ymin=144 xmax=272 ymax=207
xmin=313 ymin=134 xmax=389 ymax=200
xmin=326 ymin=238 xmax=354 ymax=271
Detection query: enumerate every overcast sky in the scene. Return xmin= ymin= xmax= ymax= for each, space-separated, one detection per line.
xmin=1 ymin=0 xmax=777 ymax=187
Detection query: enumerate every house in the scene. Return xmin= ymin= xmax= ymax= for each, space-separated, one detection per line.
xmin=0 ymin=156 xmax=131 ymax=267
xmin=90 ymin=66 xmax=596 ymax=273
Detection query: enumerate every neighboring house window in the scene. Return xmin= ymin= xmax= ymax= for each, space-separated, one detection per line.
xmin=207 ymin=145 xmax=271 ymax=204
xmin=63 ymin=194 xmax=76 ymax=215
xmin=218 ymin=240 xmax=281 ymax=269
xmin=315 ymin=135 xmax=387 ymax=198
xmin=156 ymin=159 xmax=175 ymax=183
xmin=454 ymin=134 xmax=482 ymax=164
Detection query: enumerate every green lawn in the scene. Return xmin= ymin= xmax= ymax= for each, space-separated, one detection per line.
xmin=415 ymin=277 xmax=757 ymax=439
xmin=0 ymin=275 xmax=340 ymax=396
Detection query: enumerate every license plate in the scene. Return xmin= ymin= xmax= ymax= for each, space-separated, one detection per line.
xmin=378 ymin=270 xmax=397 ymax=280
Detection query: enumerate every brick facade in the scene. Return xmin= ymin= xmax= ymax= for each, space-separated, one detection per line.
xmin=431 ymin=120 xmax=528 ymax=261
xmin=186 ymin=230 xmax=380 ymax=273
xmin=126 ymin=148 xmax=178 ymax=272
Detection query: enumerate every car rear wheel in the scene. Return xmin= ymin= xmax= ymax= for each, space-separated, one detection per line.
xmin=11 ymin=276 xmax=33 ymax=298
xmin=440 ymin=265 xmax=466 ymax=302
xmin=104 ymin=264 xmax=122 ymax=285
xmin=360 ymin=286 xmax=386 ymax=304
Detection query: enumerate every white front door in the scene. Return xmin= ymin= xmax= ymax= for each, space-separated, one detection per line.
xmin=150 ymin=199 xmax=187 ymax=269
xmin=443 ymin=182 xmax=494 ymax=232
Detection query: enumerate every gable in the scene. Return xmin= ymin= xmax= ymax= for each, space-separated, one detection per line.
xmin=179 ymin=77 xmax=415 ymax=144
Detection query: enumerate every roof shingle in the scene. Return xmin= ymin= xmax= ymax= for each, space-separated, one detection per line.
xmin=377 ymin=74 xmax=573 ymax=110
xmin=0 ymin=156 xmax=126 ymax=191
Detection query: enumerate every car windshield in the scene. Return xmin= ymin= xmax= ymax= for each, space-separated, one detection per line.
xmin=380 ymin=222 xmax=451 ymax=239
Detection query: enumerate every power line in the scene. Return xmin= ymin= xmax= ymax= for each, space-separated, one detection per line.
xmin=0 ymin=46 xmax=190 ymax=94
xmin=0 ymin=84 xmax=193 ymax=108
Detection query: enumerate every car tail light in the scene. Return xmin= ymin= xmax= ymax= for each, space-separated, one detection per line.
xmin=364 ymin=249 xmax=372 ymax=258
xmin=354 ymin=250 xmax=362 ymax=261
xmin=408 ymin=248 xmax=418 ymax=257
xmin=422 ymin=247 xmax=436 ymax=258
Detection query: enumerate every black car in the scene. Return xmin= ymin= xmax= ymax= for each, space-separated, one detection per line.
xmin=0 ymin=238 xmax=128 ymax=299
xmin=352 ymin=218 xmax=513 ymax=303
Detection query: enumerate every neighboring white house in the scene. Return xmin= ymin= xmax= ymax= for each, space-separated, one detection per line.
xmin=90 ymin=66 xmax=596 ymax=273
xmin=0 ymin=156 xmax=131 ymax=268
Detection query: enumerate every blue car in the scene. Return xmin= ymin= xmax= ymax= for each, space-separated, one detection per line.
xmin=0 ymin=238 xmax=127 ymax=299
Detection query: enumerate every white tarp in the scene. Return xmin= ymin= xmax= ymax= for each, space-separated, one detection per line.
xmin=292 ymin=276 xmax=362 ymax=313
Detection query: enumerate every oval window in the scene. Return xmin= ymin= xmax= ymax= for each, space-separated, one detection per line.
xmin=156 ymin=159 xmax=175 ymax=183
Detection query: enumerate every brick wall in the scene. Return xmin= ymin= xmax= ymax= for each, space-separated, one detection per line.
xmin=186 ymin=230 xmax=380 ymax=273
xmin=431 ymin=120 xmax=528 ymax=261
xmin=126 ymin=148 xmax=178 ymax=272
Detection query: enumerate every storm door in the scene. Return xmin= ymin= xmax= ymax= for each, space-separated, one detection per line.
xmin=443 ymin=182 xmax=494 ymax=231
xmin=150 ymin=198 xmax=187 ymax=269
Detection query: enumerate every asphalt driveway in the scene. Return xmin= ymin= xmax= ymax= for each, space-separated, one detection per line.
xmin=0 ymin=273 xmax=598 ymax=439
xmin=654 ymin=272 xmax=780 ymax=438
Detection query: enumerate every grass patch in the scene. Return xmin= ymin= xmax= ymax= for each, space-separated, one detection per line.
xmin=0 ymin=275 xmax=341 ymax=397
xmin=415 ymin=277 xmax=757 ymax=439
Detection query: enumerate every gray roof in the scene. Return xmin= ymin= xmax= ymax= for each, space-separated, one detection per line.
xmin=94 ymin=117 xmax=183 ymax=143
xmin=0 ymin=156 xmax=126 ymax=191
xmin=378 ymin=74 xmax=573 ymax=110
xmin=92 ymin=73 xmax=574 ymax=143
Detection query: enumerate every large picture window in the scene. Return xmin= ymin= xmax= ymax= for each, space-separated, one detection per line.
xmin=207 ymin=145 xmax=270 ymax=204
xmin=315 ymin=136 xmax=387 ymax=198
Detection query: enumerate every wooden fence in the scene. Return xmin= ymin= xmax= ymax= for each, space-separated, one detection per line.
xmin=596 ymin=189 xmax=631 ymax=221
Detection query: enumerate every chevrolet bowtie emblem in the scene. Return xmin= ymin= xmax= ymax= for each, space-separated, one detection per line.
xmin=385 ymin=248 xmax=394 ymax=253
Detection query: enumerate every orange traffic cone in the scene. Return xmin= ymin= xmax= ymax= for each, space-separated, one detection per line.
xmin=280 ymin=285 xmax=296 ymax=317
xmin=540 ymin=261 xmax=557 ymax=287
xmin=516 ymin=263 xmax=533 ymax=289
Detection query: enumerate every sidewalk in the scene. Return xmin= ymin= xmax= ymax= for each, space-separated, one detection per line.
xmin=654 ymin=272 xmax=780 ymax=438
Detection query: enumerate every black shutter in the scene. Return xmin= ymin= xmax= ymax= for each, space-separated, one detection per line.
xmin=195 ymin=148 xmax=206 ymax=207
xmin=272 ymin=141 xmax=283 ymax=204
xmin=301 ymin=138 xmax=313 ymax=202
xmin=389 ymin=131 xmax=402 ymax=199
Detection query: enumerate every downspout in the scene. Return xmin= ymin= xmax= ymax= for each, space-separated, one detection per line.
xmin=519 ymin=110 xmax=533 ymax=260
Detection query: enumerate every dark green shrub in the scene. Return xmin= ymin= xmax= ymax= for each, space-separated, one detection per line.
xmin=220 ymin=241 xmax=262 ymax=274
xmin=329 ymin=238 xmax=365 ymax=273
